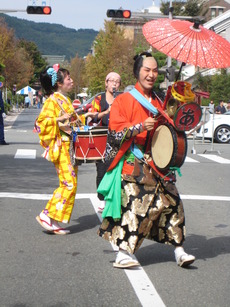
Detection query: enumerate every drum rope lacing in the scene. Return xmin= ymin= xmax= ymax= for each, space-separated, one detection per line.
xmin=72 ymin=127 xmax=106 ymax=162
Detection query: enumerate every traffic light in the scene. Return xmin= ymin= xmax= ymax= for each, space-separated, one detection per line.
xmin=27 ymin=6 xmax=52 ymax=15
xmin=107 ymin=9 xmax=131 ymax=19
xmin=166 ymin=66 xmax=175 ymax=82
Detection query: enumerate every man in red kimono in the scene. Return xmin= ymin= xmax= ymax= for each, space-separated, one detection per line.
xmin=97 ymin=52 xmax=195 ymax=269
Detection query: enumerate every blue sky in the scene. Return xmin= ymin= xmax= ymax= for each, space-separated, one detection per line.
xmin=0 ymin=0 xmax=161 ymax=31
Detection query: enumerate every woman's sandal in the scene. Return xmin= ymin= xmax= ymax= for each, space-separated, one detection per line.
xmin=53 ymin=228 xmax=70 ymax=235
xmin=36 ymin=215 xmax=53 ymax=232
xmin=36 ymin=215 xmax=70 ymax=234
xmin=52 ymin=222 xmax=70 ymax=235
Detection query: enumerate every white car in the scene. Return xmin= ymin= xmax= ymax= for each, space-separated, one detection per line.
xmin=196 ymin=109 xmax=230 ymax=144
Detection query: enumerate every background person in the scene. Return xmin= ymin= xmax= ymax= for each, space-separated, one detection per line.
xmin=227 ymin=100 xmax=230 ymax=111
xmin=208 ymin=100 xmax=215 ymax=113
xmin=0 ymin=89 xmax=8 ymax=145
xmin=89 ymin=72 xmax=121 ymax=212
xmin=35 ymin=65 xmax=79 ymax=235
xmin=97 ymin=52 xmax=195 ymax=269
xmin=24 ymin=95 xmax=31 ymax=108
xmin=215 ymin=100 xmax=226 ymax=114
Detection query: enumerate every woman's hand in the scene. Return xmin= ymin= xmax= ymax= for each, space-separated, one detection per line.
xmin=143 ymin=117 xmax=157 ymax=131
xmin=57 ymin=113 xmax=72 ymax=123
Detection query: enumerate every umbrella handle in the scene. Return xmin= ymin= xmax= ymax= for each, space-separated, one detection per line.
xmin=176 ymin=62 xmax=186 ymax=81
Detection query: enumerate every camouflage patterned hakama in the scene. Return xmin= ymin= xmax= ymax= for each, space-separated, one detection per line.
xmin=98 ymin=162 xmax=185 ymax=254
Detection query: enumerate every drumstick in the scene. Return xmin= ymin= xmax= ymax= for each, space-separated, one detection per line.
xmin=70 ymin=114 xmax=83 ymax=127
xmin=55 ymin=96 xmax=84 ymax=127
xmin=73 ymin=112 xmax=84 ymax=127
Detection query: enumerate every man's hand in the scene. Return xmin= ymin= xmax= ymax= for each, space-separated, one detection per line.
xmin=143 ymin=117 xmax=157 ymax=131
xmin=85 ymin=112 xmax=98 ymax=119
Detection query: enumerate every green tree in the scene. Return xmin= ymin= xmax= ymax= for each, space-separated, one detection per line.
xmin=69 ymin=54 xmax=85 ymax=98
xmin=84 ymin=21 xmax=135 ymax=94
xmin=18 ymin=40 xmax=48 ymax=85
xmin=160 ymin=0 xmax=203 ymax=17
xmin=182 ymin=0 xmax=202 ymax=16
xmin=84 ymin=21 xmax=170 ymax=95
xmin=0 ymin=63 xmax=5 ymax=82
xmin=0 ymin=18 xmax=34 ymax=91
xmin=194 ymin=71 xmax=230 ymax=104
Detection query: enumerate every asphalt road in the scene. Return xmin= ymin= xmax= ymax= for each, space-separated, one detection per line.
xmin=0 ymin=108 xmax=230 ymax=307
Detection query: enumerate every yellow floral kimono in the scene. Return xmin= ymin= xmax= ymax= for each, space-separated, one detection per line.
xmin=36 ymin=92 xmax=79 ymax=223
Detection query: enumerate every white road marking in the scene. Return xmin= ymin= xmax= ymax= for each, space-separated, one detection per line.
xmin=88 ymin=195 xmax=166 ymax=306
xmin=1 ymin=192 xmax=230 ymax=306
xmin=1 ymin=193 xmax=230 ymax=202
xmin=181 ymin=195 xmax=230 ymax=201
xmin=185 ymin=156 xmax=199 ymax=163
xmin=14 ymin=149 xmax=36 ymax=159
xmin=13 ymin=150 xmax=230 ymax=165
xmin=198 ymin=154 xmax=230 ymax=164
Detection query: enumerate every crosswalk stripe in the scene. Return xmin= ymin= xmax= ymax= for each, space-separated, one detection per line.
xmin=198 ymin=154 xmax=230 ymax=164
xmin=185 ymin=156 xmax=199 ymax=163
xmin=13 ymin=149 xmax=230 ymax=164
xmin=15 ymin=149 xmax=36 ymax=159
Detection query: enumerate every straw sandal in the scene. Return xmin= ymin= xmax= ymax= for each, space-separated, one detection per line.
xmin=113 ymin=251 xmax=140 ymax=269
xmin=175 ymin=249 xmax=195 ymax=267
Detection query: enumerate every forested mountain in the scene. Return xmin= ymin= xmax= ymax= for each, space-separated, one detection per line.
xmin=0 ymin=14 xmax=98 ymax=59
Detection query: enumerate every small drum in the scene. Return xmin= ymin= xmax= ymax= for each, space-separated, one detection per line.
xmin=151 ymin=123 xmax=187 ymax=171
xmin=173 ymin=102 xmax=202 ymax=132
xmin=73 ymin=127 xmax=108 ymax=163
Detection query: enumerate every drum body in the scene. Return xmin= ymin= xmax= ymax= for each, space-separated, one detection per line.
xmin=151 ymin=123 xmax=187 ymax=171
xmin=73 ymin=127 xmax=108 ymax=163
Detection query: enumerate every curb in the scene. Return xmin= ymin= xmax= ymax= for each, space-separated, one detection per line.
xmin=4 ymin=110 xmax=22 ymax=128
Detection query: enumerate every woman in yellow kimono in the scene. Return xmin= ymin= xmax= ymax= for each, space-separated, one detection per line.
xmin=35 ymin=64 xmax=79 ymax=234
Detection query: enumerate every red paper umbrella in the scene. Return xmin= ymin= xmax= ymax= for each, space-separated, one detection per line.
xmin=143 ymin=18 xmax=230 ymax=68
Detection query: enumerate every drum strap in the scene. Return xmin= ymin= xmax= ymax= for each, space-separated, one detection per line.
xmin=130 ymin=143 xmax=144 ymax=160
xmin=130 ymin=88 xmax=177 ymax=128
xmin=129 ymin=88 xmax=159 ymax=116
xmin=131 ymin=143 xmax=179 ymax=182
xmin=129 ymin=88 xmax=158 ymax=160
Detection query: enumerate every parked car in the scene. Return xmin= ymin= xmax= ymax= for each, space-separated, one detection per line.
xmin=75 ymin=91 xmax=123 ymax=115
xmin=196 ymin=109 xmax=230 ymax=143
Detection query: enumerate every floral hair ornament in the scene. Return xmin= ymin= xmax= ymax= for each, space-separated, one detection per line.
xmin=47 ymin=63 xmax=60 ymax=87
xmin=53 ymin=63 xmax=60 ymax=72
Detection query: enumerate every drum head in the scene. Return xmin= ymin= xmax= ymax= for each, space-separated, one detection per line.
xmin=174 ymin=102 xmax=202 ymax=131
xmin=151 ymin=125 xmax=174 ymax=169
xmin=73 ymin=126 xmax=108 ymax=135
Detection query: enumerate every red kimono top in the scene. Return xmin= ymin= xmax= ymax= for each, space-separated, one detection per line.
xmin=105 ymin=82 xmax=162 ymax=174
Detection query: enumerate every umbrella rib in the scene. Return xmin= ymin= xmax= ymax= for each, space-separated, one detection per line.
xmin=170 ymin=30 xmax=194 ymax=63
